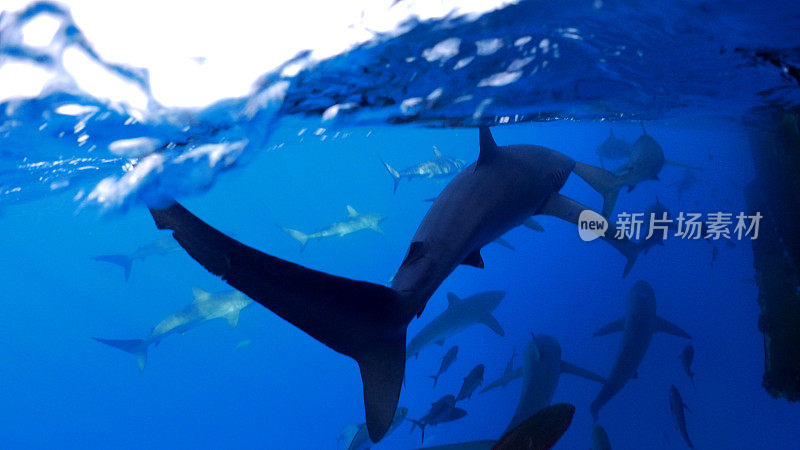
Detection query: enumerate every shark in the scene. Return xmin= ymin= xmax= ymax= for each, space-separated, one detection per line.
xmin=590 ymin=281 xmax=691 ymax=420
xmin=282 ymin=205 xmax=385 ymax=250
xmin=430 ymin=346 xmax=458 ymax=387
xmin=669 ymin=384 xmax=694 ymax=449
xmin=596 ymin=128 xmax=632 ymax=169
xmin=504 ymin=334 xmax=606 ymax=433
xmin=679 ymin=345 xmax=696 ymax=388
xmin=147 ymin=126 xmax=641 ymax=441
xmin=413 ymin=403 xmax=575 ymax=450
xmin=381 ymin=146 xmax=466 ymax=193
xmin=638 ymin=196 xmax=676 ymax=255
xmin=338 ymin=407 xmax=409 ymax=450
xmin=409 ymin=395 xmax=468 ymax=443
xmin=407 ymin=291 xmax=505 ymax=360
xmin=92 ymin=236 xmax=180 ymax=281
xmin=455 ymin=364 xmax=485 ymax=401
xmin=480 ymin=349 xmax=520 ymax=394
xmin=591 ymin=423 xmax=612 ymax=450
xmin=94 ymin=288 xmax=252 ymax=371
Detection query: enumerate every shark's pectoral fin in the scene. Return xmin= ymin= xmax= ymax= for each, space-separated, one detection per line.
xmin=225 ymin=311 xmax=240 ymax=328
xmin=522 ymin=217 xmax=545 ymax=232
xmin=654 ymin=317 xmax=691 ymax=339
xmin=357 ymin=331 xmax=407 ymax=443
xmin=479 ymin=314 xmax=505 ymax=336
xmin=560 ymin=360 xmax=606 ymax=383
xmin=149 ymin=201 xmax=409 ymax=442
xmin=371 ymin=224 xmax=385 ymax=234
xmin=593 ymin=318 xmax=625 ymax=337
xmin=572 ymin=161 xmax=622 ymax=218
xmin=461 ymin=249 xmax=485 ymax=269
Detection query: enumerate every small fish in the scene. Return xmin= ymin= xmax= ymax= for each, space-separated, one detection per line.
xmin=679 ymin=345 xmax=696 ymax=387
xmin=669 ymin=385 xmax=694 ymax=449
xmin=409 ymin=395 xmax=468 ymax=443
xmin=92 ymin=236 xmax=180 ymax=281
xmin=456 ymin=364 xmax=485 ymax=401
xmin=430 ymin=346 xmax=459 ymax=387
xmin=381 ymin=146 xmax=466 ymax=193
xmin=282 ymin=205 xmax=385 ymax=250
xmin=235 ymin=339 xmax=251 ymax=349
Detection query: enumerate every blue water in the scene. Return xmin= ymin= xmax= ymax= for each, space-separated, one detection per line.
xmin=1 ymin=1 xmax=799 ymax=449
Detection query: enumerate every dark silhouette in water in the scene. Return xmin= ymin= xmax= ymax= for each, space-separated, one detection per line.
xmin=590 ymin=281 xmax=691 ymax=420
xmin=481 ymin=348 xmax=520 ymax=394
xmin=148 ymin=127 xmax=640 ymax=441
xmin=596 ymin=128 xmax=632 ymax=169
xmin=92 ymin=237 xmax=179 ymax=280
xmin=679 ymin=345 xmax=696 ymax=388
xmin=409 ymin=395 xmax=467 ymax=443
xmin=430 ymin=346 xmax=458 ymax=387
xmin=456 ymin=364 xmax=485 ymax=401
xmin=669 ymin=385 xmax=695 ymax=449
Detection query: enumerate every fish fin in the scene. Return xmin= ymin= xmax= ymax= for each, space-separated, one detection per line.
xmin=593 ymin=318 xmax=625 ymax=337
xmin=461 ymin=249 xmax=484 ymax=268
xmin=492 ymin=237 xmax=515 ymax=250
xmin=477 ymin=126 xmax=499 ymax=168
xmin=92 ymin=254 xmax=134 ymax=281
xmin=149 ymin=201 xmax=408 ymax=442
xmin=572 ymin=161 xmax=621 ymax=218
xmin=346 ymin=205 xmax=358 ymax=217
xmin=380 ymin=158 xmax=401 ymax=193
xmin=192 ymin=286 xmax=212 ymax=302
xmin=370 ymin=223 xmax=384 ymax=234
xmin=93 ymin=338 xmax=148 ymax=372
xmin=225 ymin=311 xmax=240 ymax=328
xmin=479 ymin=314 xmax=505 ymax=336
xmin=447 ymin=292 xmax=460 ymax=307
xmin=664 ymin=159 xmax=704 ymax=170
xmin=539 ymin=193 xmax=639 ymax=277
xmin=281 ymin=227 xmax=309 ymax=251
xmin=654 ymin=317 xmax=691 ymax=339
xmin=560 ymin=360 xmax=606 ymax=383
xmin=399 ymin=241 xmax=426 ymax=271
xmin=432 ymin=146 xmax=442 ymax=157
xmin=523 ymin=217 xmax=545 ymax=232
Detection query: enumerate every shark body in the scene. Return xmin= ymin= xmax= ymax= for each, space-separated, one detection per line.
xmin=282 ymin=205 xmax=384 ymax=250
xmin=381 ymin=146 xmax=466 ymax=193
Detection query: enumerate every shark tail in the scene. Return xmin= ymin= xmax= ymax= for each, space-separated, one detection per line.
xmin=150 ymin=201 xmax=410 ymax=443
xmin=92 ymin=254 xmax=134 ymax=281
xmin=380 ymin=158 xmax=401 ymax=193
xmin=573 ymin=161 xmax=622 ymax=218
xmin=93 ymin=337 xmax=148 ymax=371
xmin=281 ymin=227 xmax=309 ymax=250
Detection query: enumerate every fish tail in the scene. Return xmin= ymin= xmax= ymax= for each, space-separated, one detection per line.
xmin=573 ymin=161 xmax=622 ymax=218
xmin=281 ymin=227 xmax=309 ymax=250
xmin=150 ymin=201 xmax=411 ymax=443
xmin=428 ymin=374 xmax=439 ymax=387
xmin=92 ymin=254 xmax=134 ymax=281
xmin=93 ymin=337 xmax=148 ymax=371
xmin=407 ymin=418 xmax=426 ymax=443
xmin=380 ymin=158 xmax=401 ymax=193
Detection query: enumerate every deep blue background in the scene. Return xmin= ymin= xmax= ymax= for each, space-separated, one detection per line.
xmin=1 ymin=118 xmax=798 ymax=449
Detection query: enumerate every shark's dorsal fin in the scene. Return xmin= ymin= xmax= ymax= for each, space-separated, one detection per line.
xmin=477 ymin=127 xmax=499 ymax=168
xmin=560 ymin=360 xmax=606 ymax=383
xmin=432 ymin=146 xmax=442 ymax=157
xmin=479 ymin=314 xmax=505 ymax=336
xmin=192 ymin=287 xmax=212 ymax=302
xmin=654 ymin=317 xmax=691 ymax=339
xmin=446 ymin=292 xmax=460 ymax=307
xmin=593 ymin=318 xmax=625 ymax=337
xmin=461 ymin=249 xmax=485 ymax=269
xmin=346 ymin=205 xmax=358 ymax=217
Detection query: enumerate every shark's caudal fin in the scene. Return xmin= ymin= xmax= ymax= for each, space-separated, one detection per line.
xmin=92 ymin=254 xmax=134 ymax=281
xmin=93 ymin=338 xmax=148 ymax=371
xmin=572 ymin=161 xmax=622 ymax=218
xmin=380 ymin=159 xmax=401 ymax=193
xmin=149 ymin=201 xmax=408 ymax=442
xmin=281 ymin=227 xmax=309 ymax=251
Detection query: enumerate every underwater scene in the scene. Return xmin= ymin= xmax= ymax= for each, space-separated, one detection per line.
xmin=1 ymin=1 xmax=799 ymax=448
